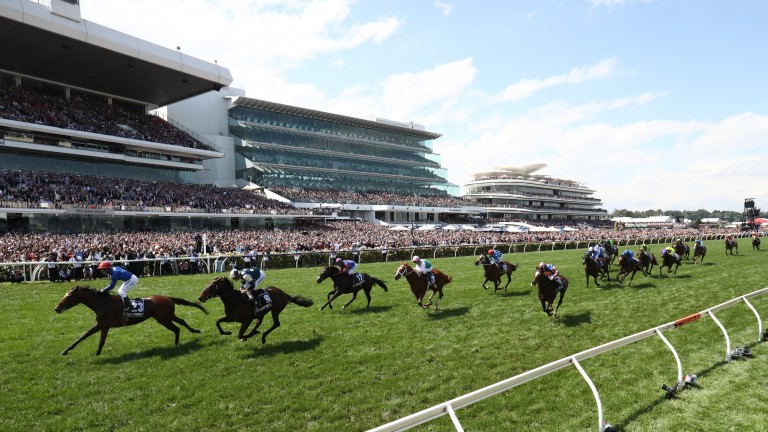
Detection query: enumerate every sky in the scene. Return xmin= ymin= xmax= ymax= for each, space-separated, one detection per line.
xmin=77 ymin=0 xmax=768 ymax=213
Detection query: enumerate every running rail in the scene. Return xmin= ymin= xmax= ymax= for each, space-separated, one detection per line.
xmin=369 ymin=286 xmax=768 ymax=432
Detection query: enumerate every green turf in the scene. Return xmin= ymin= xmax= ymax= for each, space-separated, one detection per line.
xmin=1 ymin=245 xmax=768 ymax=432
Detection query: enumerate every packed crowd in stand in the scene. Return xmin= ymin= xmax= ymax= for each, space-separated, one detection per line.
xmin=270 ymin=186 xmax=473 ymax=207
xmin=0 ymin=78 xmax=215 ymax=151
xmin=0 ymin=169 xmax=296 ymax=214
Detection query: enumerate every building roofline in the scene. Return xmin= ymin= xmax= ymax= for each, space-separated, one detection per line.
xmin=231 ymin=96 xmax=442 ymax=140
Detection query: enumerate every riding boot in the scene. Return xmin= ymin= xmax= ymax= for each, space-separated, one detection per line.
xmin=122 ymin=296 xmax=130 ymax=311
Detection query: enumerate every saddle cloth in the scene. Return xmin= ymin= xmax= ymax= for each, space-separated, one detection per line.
xmin=124 ymin=298 xmax=145 ymax=318
xmin=352 ymin=273 xmax=366 ymax=287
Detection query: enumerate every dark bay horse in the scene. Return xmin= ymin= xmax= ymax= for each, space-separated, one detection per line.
xmin=316 ymin=266 xmax=388 ymax=310
xmin=530 ymin=270 xmax=568 ymax=317
xmin=725 ymin=238 xmax=738 ymax=255
xmin=753 ymin=236 xmax=761 ymax=251
xmin=198 ymin=277 xmax=312 ymax=343
xmin=638 ymin=250 xmax=658 ymax=276
xmin=674 ymin=242 xmax=690 ymax=260
xmin=54 ymin=285 xmax=208 ymax=355
xmin=394 ymin=263 xmax=452 ymax=309
xmin=474 ymin=253 xmax=517 ymax=292
xmin=581 ymin=251 xmax=609 ymax=287
xmin=660 ymin=251 xmax=681 ymax=275
xmin=693 ymin=244 xmax=707 ymax=264
xmin=616 ymin=256 xmax=642 ymax=286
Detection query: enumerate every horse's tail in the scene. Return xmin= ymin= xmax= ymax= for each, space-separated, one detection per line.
xmin=371 ymin=277 xmax=388 ymax=292
xmin=169 ymin=297 xmax=209 ymax=315
xmin=288 ymin=295 xmax=314 ymax=308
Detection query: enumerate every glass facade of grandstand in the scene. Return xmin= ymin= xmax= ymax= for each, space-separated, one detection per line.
xmin=228 ymin=105 xmax=453 ymax=195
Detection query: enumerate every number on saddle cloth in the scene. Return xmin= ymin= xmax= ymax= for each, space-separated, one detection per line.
xmin=124 ymin=298 xmax=145 ymax=317
xmin=254 ymin=288 xmax=272 ymax=312
xmin=352 ymin=273 xmax=365 ymax=287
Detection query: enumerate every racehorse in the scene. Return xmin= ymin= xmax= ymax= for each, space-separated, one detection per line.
xmin=638 ymin=250 xmax=658 ymax=276
xmin=753 ymin=236 xmax=761 ymax=251
xmin=692 ymin=244 xmax=707 ymax=264
xmin=581 ymin=251 xmax=609 ymax=287
xmin=725 ymin=238 xmax=739 ymax=255
xmin=659 ymin=251 xmax=681 ymax=275
xmin=394 ymin=263 xmax=452 ymax=309
xmin=316 ymin=266 xmax=388 ymax=310
xmin=54 ymin=285 xmax=208 ymax=356
xmin=474 ymin=253 xmax=517 ymax=292
xmin=530 ymin=270 xmax=568 ymax=317
xmin=602 ymin=241 xmax=618 ymax=266
xmin=198 ymin=277 xmax=313 ymax=343
xmin=674 ymin=242 xmax=690 ymax=260
xmin=616 ymin=255 xmax=642 ymax=286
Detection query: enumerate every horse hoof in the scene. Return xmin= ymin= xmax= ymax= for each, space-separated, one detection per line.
xmin=60 ymin=351 xmax=68 ymax=356
xmin=239 ymin=338 xmax=248 ymax=342
xmin=261 ymin=338 xmax=267 ymax=344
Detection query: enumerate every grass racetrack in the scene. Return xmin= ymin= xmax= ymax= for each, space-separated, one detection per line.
xmin=2 ymin=245 xmax=768 ymax=431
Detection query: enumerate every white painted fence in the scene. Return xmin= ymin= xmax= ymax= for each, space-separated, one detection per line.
xmin=369 ymin=287 xmax=768 ymax=432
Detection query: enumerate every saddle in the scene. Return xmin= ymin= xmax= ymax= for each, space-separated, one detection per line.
xmin=252 ymin=288 xmax=272 ymax=312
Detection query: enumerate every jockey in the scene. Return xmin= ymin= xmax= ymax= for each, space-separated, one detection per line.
xmin=335 ymin=257 xmax=358 ymax=276
xmin=230 ymin=266 xmax=270 ymax=314
xmin=588 ymin=246 xmax=603 ymax=268
xmin=99 ymin=261 xmax=138 ymax=312
xmin=661 ymin=246 xmax=675 ymax=257
xmin=621 ymin=249 xmax=635 ymax=264
xmin=726 ymin=234 xmax=734 ymax=241
xmin=412 ymin=256 xmax=436 ymax=288
xmin=487 ymin=248 xmax=502 ymax=265
xmin=694 ymin=239 xmax=704 ymax=247
xmin=594 ymin=243 xmax=605 ymax=259
xmin=752 ymin=232 xmax=759 ymax=239
xmin=537 ymin=261 xmax=563 ymax=291
xmin=639 ymin=244 xmax=649 ymax=254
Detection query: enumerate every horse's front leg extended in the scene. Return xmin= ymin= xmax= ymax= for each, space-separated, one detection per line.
xmin=482 ymin=278 xmax=488 ymax=290
xmin=61 ymin=323 xmax=102 ymax=356
xmin=320 ymin=291 xmax=342 ymax=310
xmin=216 ymin=317 xmax=235 ymax=335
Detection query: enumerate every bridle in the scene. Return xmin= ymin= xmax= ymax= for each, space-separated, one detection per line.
xmin=395 ymin=264 xmax=416 ymax=279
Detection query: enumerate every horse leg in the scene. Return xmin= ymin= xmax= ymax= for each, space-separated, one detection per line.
xmin=157 ymin=320 xmax=182 ymax=345
xmin=482 ymin=277 xmax=488 ymax=290
xmin=320 ymin=291 xmax=342 ymax=311
xmin=236 ymin=321 xmax=253 ymax=339
xmin=172 ymin=315 xmax=201 ymax=334
xmin=95 ymin=327 xmax=111 ymax=355
xmin=241 ymin=316 xmax=264 ymax=341
xmin=215 ymin=317 xmax=236 ymax=335
xmin=260 ymin=312 xmax=280 ymax=344
xmin=503 ymin=274 xmax=511 ymax=291
xmin=362 ymin=287 xmax=373 ymax=308
xmin=61 ymin=323 xmax=102 ymax=356
xmin=540 ymin=299 xmax=551 ymax=316
xmin=342 ymin=291 xmax=359 ymax=309
xmin=553 ymin=290 xmax=566 ymax=317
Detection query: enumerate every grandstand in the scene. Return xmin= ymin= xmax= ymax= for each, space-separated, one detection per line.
xmin=461 ymin=164 xmax=608 ymax=223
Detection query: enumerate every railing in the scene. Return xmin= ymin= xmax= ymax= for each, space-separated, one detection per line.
xmin=369 ymin=286 xmax=768 ymax=432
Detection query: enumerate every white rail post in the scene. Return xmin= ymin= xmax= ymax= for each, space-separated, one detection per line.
xmin=708 ymin=310 xmax=732 ymax=362
xmin=741 ymin=297 xmax=763 ymax=342
xmin=655 ymin=329 xmax=684 ymax=391
xmin=445 ymin=404 xmax=464 ymax=431
xmin=571 ymin=356 xmax=605 ymax=432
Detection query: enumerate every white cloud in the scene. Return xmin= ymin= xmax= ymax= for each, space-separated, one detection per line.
xmin=434 ymin=0 xmax=453 ymax=15
xmin=494 ymin=57 xmax=620 ymax=102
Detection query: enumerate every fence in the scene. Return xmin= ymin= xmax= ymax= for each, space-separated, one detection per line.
xmin=368 ymin=286 xmax=768 ymax=432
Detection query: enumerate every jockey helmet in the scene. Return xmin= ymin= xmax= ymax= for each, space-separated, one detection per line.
xmin=97 ymin=261 xmax=111 ymax=269
xmin=229 ymin=269 xmax=240 ymax=279
xmin=538 ymin=261 xmax=546 ymax=269
xmin=487 ymin=249 xmax=494 ymax=255
xmin=335 ymin=257 xmax=343 ymax=264
xmin=412 ymin=256 xmax=420 ymax=262
xmin=588 ymin=247 xmax=593 ymax=252
xmin=695 ymin=239 xmax=701 ymax=244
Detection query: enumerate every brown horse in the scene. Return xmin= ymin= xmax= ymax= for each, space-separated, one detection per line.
xmin=54 ymin=285 xmax=208 ymax=355
xmin=692 ymin=243 xmax=707 ymax=264
xmin=660 ymin=251 xmax=681 ymax=275
xmin=725 ymin=238 xmax=738 ymax=255
xmin=530 ymin=270 xmax=568 ymax=317
xmin=674 ymin=242 xmax=690 ymax=260
xmin=198 ymin=277 xmax=313 ymax=343
xmin=753 ymin=236 xmax=761 ymax=251
xmin=394 ymin=263 xmax=452 ymax=309
xmin=638 ymin=250 xmax=658 ymax=276
xmin=316 ymin=266 xmax=388 ymax=310
xmin=616 ymin=255 xmax=642 ymax=286
xmin=581 ymin=251 xmax=609 ymax=287
xmin=474 ymin=253 xmax=518 ymax=292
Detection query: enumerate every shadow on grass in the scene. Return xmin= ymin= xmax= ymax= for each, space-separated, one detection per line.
xmin=246 ymin=336 xmax=324 ymax=357
xmin=613 ymin=359 xmax=729 ymax=431
xmin=558 ymin=311 xmax=592 ymax=327
xmin=427 ymin=306 xmax=470 ymax=320
xmin=350 ymin=305 xmax=393 ymax=314
xmin=97 ymin=338 xmax=207 ymax=364
xmin=629 ymin=282 xmax=656 ymax=289
xmin=499 ymin=289 xmax=531 ymax=297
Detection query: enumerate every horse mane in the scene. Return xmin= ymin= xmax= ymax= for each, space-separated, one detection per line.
xmin=213 ymin=277 xmax=235 ymax=290
xmin=73 ymin=285 xmax=108 ymax=296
